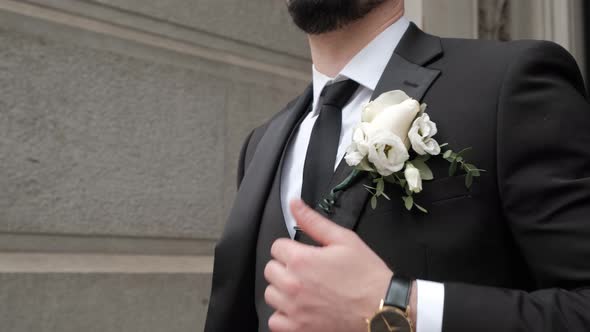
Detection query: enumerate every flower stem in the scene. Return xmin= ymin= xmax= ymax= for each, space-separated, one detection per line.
xmin=318 ymin=169 xmax=363 ymax=214
xmin=332 ymin=169 xmax=361 ymax=193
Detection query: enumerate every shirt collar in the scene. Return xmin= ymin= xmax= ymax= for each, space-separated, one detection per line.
xmin=311 ymin=16 xmax=410 ymax=113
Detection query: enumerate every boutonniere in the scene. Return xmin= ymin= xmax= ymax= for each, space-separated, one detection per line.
xmin=319 ymin=90 xmax=484 ymax=214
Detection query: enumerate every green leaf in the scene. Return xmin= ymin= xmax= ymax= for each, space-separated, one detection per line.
xmin=393 ymin=172 xmax=407 ymax=187
xmin=412 ymin=159 xmax=434 ymax=181
xmin=415 ymin=203 xmax=428 ymax=214
xmin=443 ymin=150 xmax=453 ymax=159
xmin=465 ymin=173 xmax=473 ymax=188
xmin=376 ymin=178 xmax=385 ymax=196
xmin=384 ymin=175 xmax=397 ymax=185
xmin=414 ymin=155 xmax=430 ymax=163
xmin=449 ymin=159 xmax=458 ymax=176
xmin=464 ymin=164 xmax=481 ymax=176
xmin=363 ymin=186 xmax=375 ymax=196
xmin=371 ymin=196 xmax=378 ymax=209
xmin=420 ymin=102 xmax=428 ymax=113
xmin=456 ymin=147 xmax=473 ymax=158
xmin=402 ymin=196 xmax=414 ymax=211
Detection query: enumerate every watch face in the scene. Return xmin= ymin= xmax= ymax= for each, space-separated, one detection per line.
xmin=368 ymin=307 xmax=412 ymax=332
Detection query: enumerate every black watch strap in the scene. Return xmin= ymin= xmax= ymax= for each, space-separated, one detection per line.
xmin=384 ymin=276 xmax=412 ymax=311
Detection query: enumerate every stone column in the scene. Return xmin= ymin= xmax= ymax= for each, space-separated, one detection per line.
xmin=478 ymin=0 xmax=511 ymax=41
xmin=405 ymin=0 xmax=479 ymax=39
xmin=508 ymin=0 xmax=586 ymax=79
xmin=408 ymin=0 xmax=585 ymax=79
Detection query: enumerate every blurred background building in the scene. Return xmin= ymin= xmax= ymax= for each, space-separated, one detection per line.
xmin=0 ymin=1 xmax=586 ymax=331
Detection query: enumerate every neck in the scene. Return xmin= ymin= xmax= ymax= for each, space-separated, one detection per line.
xmin=309 ymin=0 xmax=404 ymax=77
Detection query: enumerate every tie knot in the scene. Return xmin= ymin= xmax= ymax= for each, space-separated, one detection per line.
xmin=320 ymin=79 xmax=360 ymax=109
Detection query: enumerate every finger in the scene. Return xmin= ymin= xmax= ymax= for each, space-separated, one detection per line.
xmin=270 ymin=238 xmax=315 ymax=266
xmin=264 ymin=259 xmax=302 ymax=296
xmin=264 ymin=284 xmax=292 ymax=313
xmin=268 ymin=311 xmax=296 ymax=332
xmin=290 ymin=199 xmax=351 ymax=245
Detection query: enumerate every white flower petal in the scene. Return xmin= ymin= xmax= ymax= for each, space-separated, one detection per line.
xmin=366 ymin=130 xmax=409 ymax=176
xmin=362 ymin=90 xmax=412 ymax=122
xmin=404 ymin=163 xmax=423 ymax=193
xmin=409 ymin=113 xmax=440 ymax=156
xmin=344 ymin=150 xmax=365 ymax=167
xmin=371 ymin=99 xmax=421 ymax=148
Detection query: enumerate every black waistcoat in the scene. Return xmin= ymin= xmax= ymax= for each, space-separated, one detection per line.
xmin=253 ymin=106 xmax=310 ymax=332
xmin=254 ymin=159 xmax=290 ymax=332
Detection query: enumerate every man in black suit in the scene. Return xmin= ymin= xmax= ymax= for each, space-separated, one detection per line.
xmin=205 ymin=0 xmax=590 ymax=331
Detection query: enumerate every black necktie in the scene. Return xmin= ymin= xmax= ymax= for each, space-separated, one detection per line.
xmin=301 ymin=79 xmax=360 ymax=208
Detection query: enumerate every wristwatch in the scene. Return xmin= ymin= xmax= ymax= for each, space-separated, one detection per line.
xmin=366 ymin=276 xmax=414 ymax=332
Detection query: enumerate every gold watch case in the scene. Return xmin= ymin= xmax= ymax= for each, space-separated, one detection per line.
xmin=367 ymin=301 xmax=414 ymax=332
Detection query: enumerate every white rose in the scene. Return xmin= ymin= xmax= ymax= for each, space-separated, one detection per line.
xmin=362 ymin=90 xmax=416 ymax=122
xmin=409 ymin=113 xmax=441 ymax=156
xmin=404 ymin=162 xmax=423 ymax=193
xmin=366 ymin=129 xmax=409 ymax=176
xmin=345 ymin=90 xmax=425 ymax=176
xmin=361 ymin=90 xmax=421 ymax=148
xmin=344 ymin=123 xmax=373 ymax=171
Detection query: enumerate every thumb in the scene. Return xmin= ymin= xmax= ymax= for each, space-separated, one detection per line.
xmin=290 ymin=199 xmax=350 ymax=246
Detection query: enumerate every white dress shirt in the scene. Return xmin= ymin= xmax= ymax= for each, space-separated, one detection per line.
xmin=279 ymin=17 xmax=444 ymax=332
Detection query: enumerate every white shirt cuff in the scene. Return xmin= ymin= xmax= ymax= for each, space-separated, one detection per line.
xmin=416 ymin=280 xmax=445 ymax=332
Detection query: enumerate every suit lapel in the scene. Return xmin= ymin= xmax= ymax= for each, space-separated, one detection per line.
xmin=325 ymin=23 xmax=443 ymax=230
xmin=209 ymin=85 xmax=312 ymax=315
xmin=219 ymin=85 xmax=312 ymax=250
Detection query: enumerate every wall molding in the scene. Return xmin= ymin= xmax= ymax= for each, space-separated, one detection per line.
xmin=0 ymin=233 xmax=216 ymax=256
xmin=0 ymin=0 xmax=311 ymax=82
xmin=0 ymin=252 xmax=213 ymax=273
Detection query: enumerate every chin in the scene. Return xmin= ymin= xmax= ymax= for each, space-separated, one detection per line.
xmin=287 ymin=0 xmax=387 ymax=34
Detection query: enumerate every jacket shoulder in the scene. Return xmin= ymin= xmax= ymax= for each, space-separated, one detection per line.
xmin=249 ymin=95 xmax=301 ymax=148
xmin=439 ymin=37 xmax=576 ymax=64
xmin=238 ymin=94 xmax=302 ymax=182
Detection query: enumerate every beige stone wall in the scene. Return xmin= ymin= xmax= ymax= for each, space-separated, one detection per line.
xmin=1 ymin=1 xmax=585 ymax=331
xmin=0 ymin=1 xmax=309 ymax=331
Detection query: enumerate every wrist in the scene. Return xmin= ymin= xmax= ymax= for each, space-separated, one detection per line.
xmin=364 ymin=269 xmax=394 ymax=319
xmin=409 ymin=280 xmax=417 ymax=326
xmin=367 ymin=275 xmax=415 ymax=332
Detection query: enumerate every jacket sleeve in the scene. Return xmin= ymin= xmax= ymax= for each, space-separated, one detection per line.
xmin=443 ymin=41 xmax=590 ymax=331
xmin=237 ymin=123 xmax=270 ymax=188
xmin=237 ymin=129 xmax=255 ymax=188
xmin=204 ymin=126 xmax=266 ymax=332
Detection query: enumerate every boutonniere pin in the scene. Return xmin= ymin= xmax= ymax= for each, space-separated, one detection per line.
xmin=319 ymin=90 xmax=484 ymax=214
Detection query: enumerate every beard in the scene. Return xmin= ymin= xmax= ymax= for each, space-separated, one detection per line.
xmin=286 ymin=0 xmax=388 ymax=34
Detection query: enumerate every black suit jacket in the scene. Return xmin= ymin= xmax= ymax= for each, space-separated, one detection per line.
xmin=205 ymin=23 xmax=590 ymax=331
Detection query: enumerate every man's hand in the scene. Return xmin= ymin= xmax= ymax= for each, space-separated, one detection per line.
xmin=264 ymin=199 xmax=394 ymax=332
